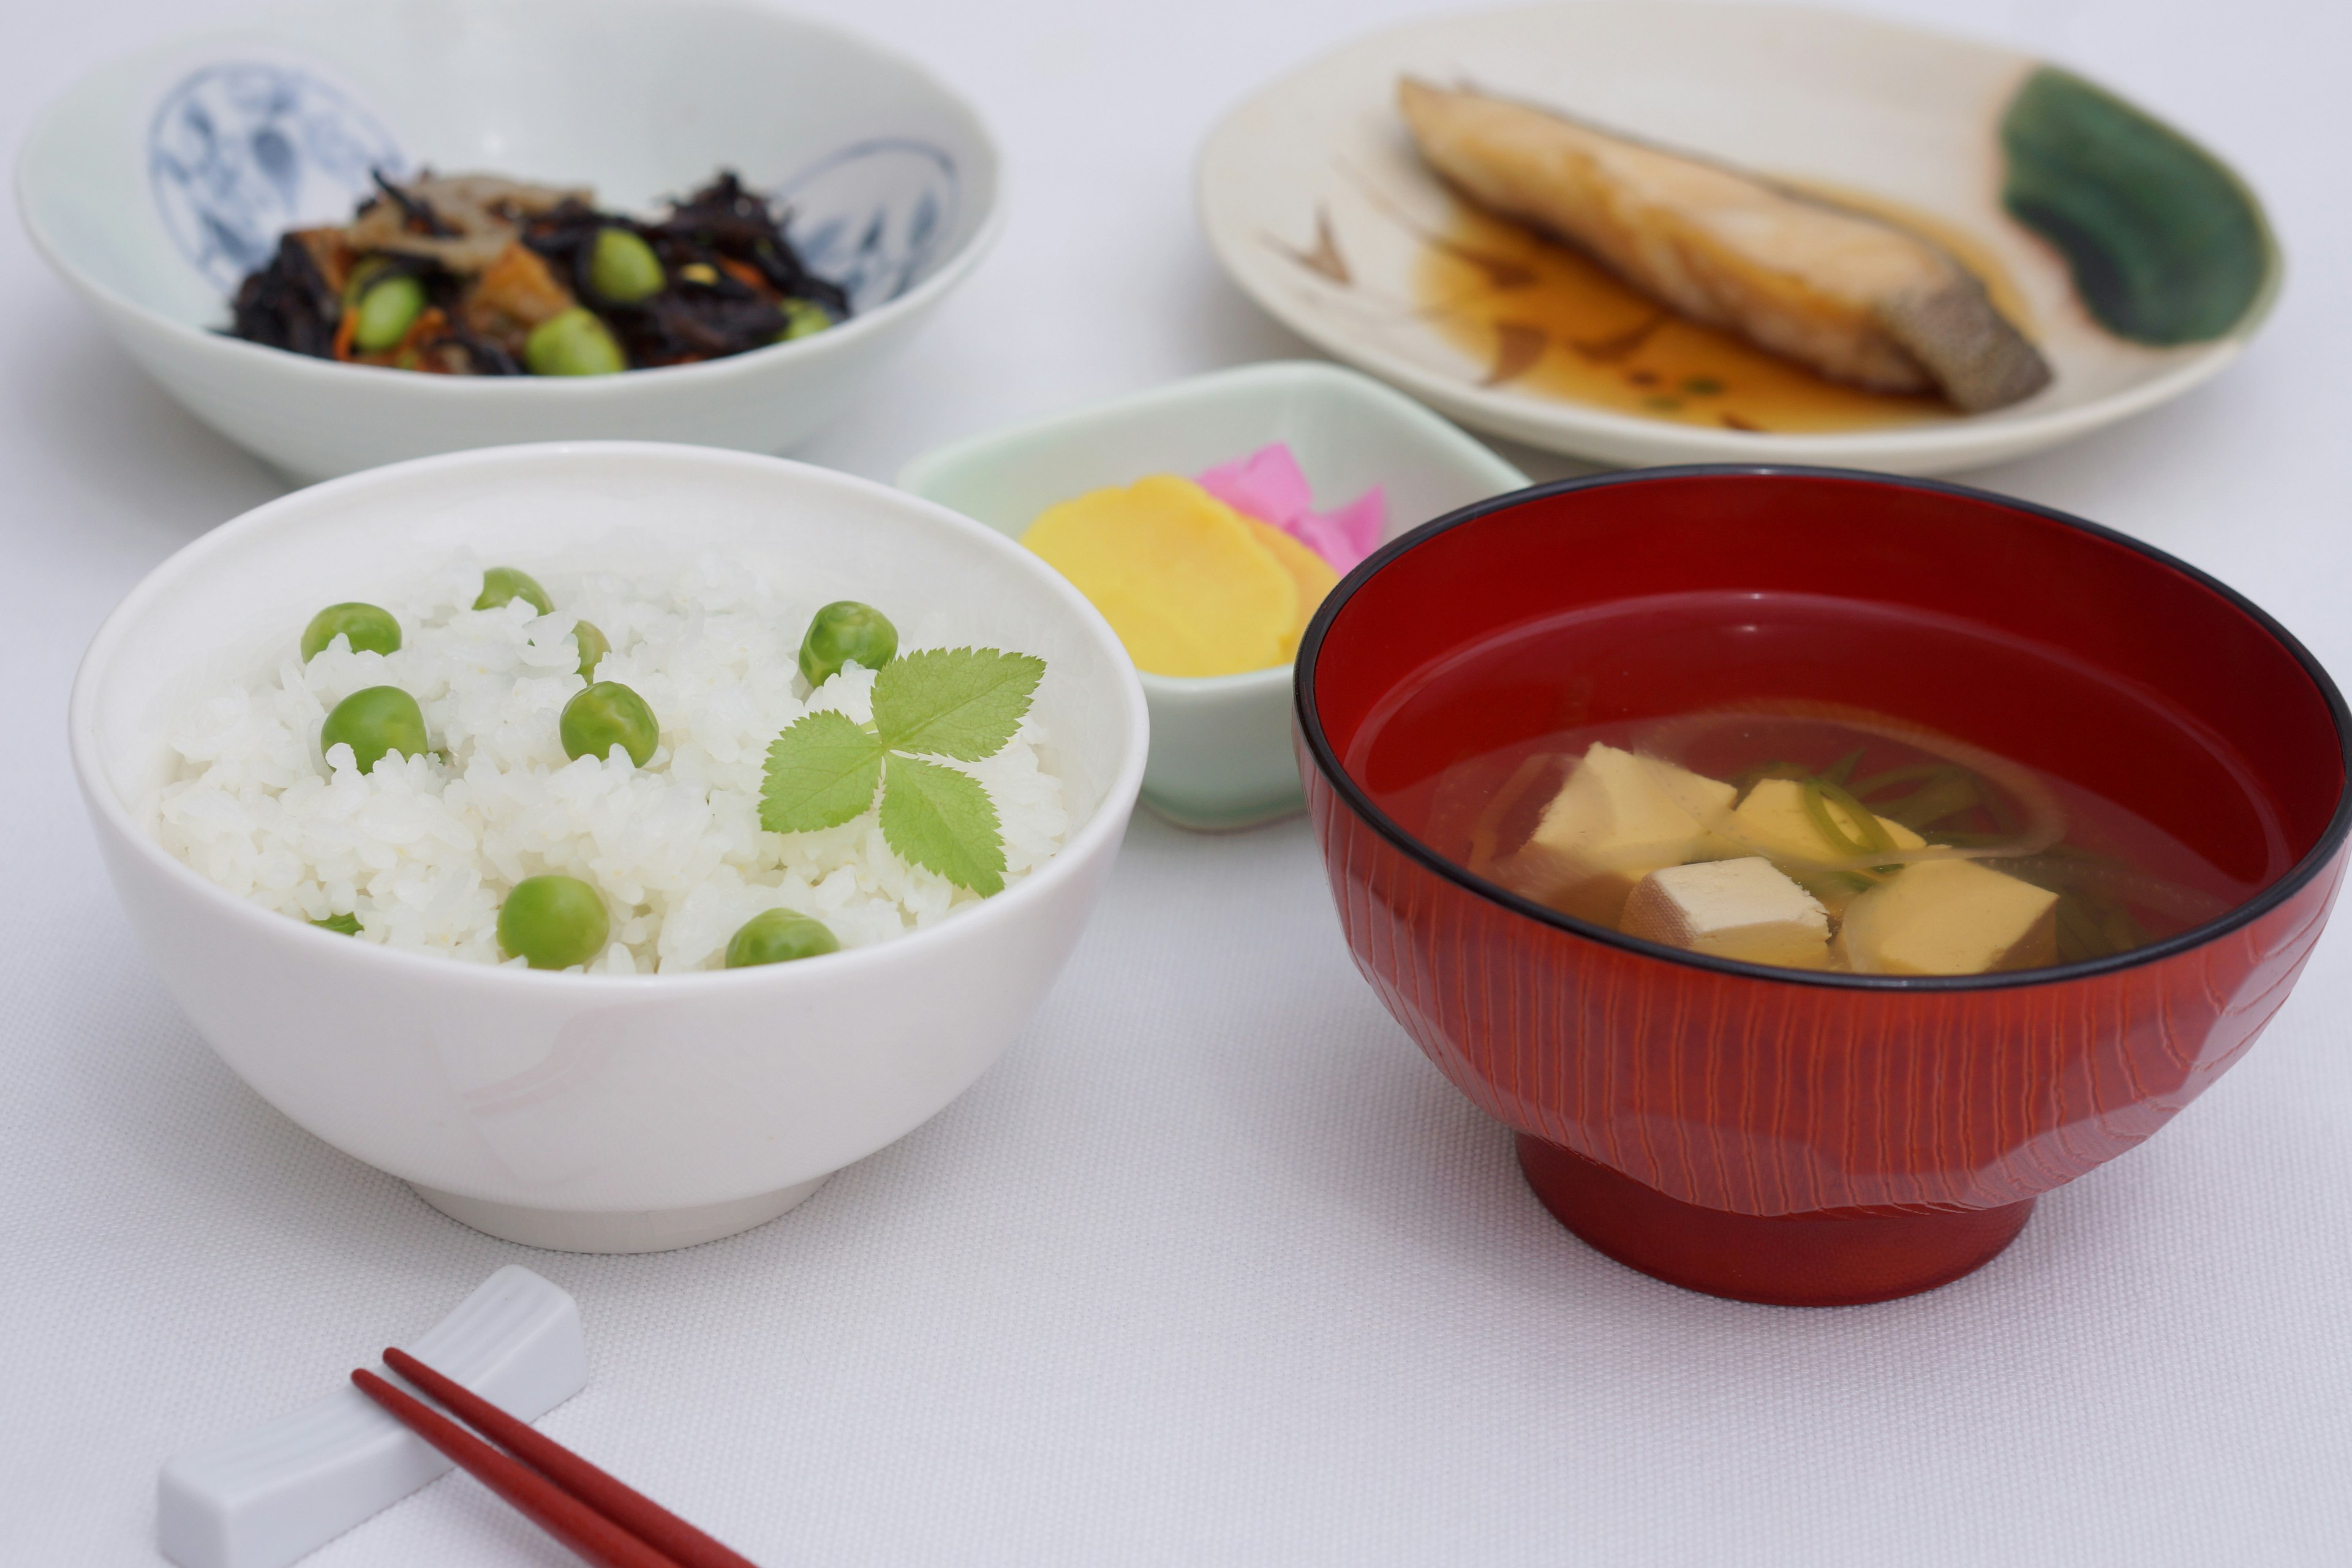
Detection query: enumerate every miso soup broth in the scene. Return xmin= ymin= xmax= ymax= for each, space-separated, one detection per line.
xmin=1346 ymin=592 xmax=2283 ymax=976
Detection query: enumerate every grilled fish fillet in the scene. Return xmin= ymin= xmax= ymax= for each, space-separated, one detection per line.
xmin=1398 ymin=79 xmax=2051 ymax=411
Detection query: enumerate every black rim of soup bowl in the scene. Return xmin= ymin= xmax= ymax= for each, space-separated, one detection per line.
xmin=1293 ymin=464 xmax=2352 ymax=993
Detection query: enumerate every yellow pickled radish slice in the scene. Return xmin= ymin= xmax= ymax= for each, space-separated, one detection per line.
xmin=1022 ymin=475 xmax=1298 ymax=677
xmin=1235 ymin=513 xmax=1340 ymax=659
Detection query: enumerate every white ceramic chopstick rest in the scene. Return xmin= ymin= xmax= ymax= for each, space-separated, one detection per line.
xmin=157 ymin=1264 xmax=589 ymax=1568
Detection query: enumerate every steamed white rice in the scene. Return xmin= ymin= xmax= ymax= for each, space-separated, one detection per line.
xmin=148 ymin=552 xmax=1069 ymax=973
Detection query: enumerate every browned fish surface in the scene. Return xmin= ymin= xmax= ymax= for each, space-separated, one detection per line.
xmin=1398 ymin=79 xmax=2051 ymax=412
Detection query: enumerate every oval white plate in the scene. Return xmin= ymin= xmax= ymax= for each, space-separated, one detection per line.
xmin=1196 ymin=2 xmax=2280 ymax=475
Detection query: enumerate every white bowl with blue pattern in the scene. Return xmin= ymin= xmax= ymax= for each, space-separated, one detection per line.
xmin=16 ymin=0 xmax=1003 ymax=481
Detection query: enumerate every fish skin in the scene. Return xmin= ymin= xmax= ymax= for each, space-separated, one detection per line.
xmin=1397 ymin=79 xmax=2052 ymax=412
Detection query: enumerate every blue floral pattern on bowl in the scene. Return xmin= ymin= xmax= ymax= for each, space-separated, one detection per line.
xmin=775 ymin=140 xmax=959 ymax=314
xmin=151 ymin=62 xmax=959 ymax=315
xmin=149 ymin=62 xmax=405 ymax=295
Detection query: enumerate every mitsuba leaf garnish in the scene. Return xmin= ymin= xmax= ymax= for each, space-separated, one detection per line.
xmin=758 ymin=709 xmax=888 ymax=832
xmin=879 ymin=756 xmax=1007 ymax=897
xmin=874 ymin=648 xmax=1044 ymax=760
xmin=759 ymin=645 xmax=1046 ymax=894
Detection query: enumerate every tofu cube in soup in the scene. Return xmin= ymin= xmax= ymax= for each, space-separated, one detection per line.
xmin=1838 ymin=858 xmax=2061 ymax=975
xmin=1506 ymin=744 xmax=1736 ymax=924
xmin=1622 ymin=857 xmax=1831 ymax=968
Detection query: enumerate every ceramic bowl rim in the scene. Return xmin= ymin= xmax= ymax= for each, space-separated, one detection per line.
xmin=13 ymin=0 xmax=1008 ymax=400
xmin=1294 ymin=462 xmax=2352 ymax=993
xmin=896 ymin=358 xmax=1531 ymax=703
xmin=68 ymin=440 xmax=1151 ymax=995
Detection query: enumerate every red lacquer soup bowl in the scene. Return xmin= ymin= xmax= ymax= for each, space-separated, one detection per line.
xmin=1295 ymin=467 xmax=2350 ymax=1306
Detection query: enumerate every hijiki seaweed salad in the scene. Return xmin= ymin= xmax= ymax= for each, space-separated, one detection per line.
xmin=227 ymin=171 xmax=851 ymax=375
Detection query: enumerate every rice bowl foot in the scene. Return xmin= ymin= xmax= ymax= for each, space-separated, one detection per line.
xmin=409 ymin=1173 xmax=832 ymax=1253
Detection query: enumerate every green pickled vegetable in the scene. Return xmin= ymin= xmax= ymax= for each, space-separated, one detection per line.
xmin=301 ymin=602 xmax=402 ymax=661
xmin=723 ymin=909 xmax=840 ymax=968
xmin=1999 ymin=67 xmax=2272 ymax=344
xmin=497 ymin=875 xmax=609 ymax=969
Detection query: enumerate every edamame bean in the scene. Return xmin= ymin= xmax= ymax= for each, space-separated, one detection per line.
xmin=560 ymin=680 xmax=659 ymax=767
xmin=475 ymin=567 xmax=553 ymax=615
xmin=589 ymin=228 xmax=665 ymax=304
xmin=497 ymin=875 xmax=609 ymax=969
xmin=524 ymin=307 xmax=627 ymax=375
xmin=321 ymin=686 xmax=429 ymax=774
xmin=724 ymin=909 xmax=839 ymax=968
xmin=341 ymin=255 xmax=393 ymax=306
xmin=352 ymin=274 xmax=428 ymax=353
xmin=775 ymin=298 xmax=831 ymax=342
xmin=798 ymin=601 xmax=898 ymax=686
xmin=573 ymin=619 xmax=611 ymax=679
xmin=300 ymin=601 xmax=402 ymax=661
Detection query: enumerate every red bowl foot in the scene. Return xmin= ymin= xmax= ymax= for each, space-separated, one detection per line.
xmin=1516 ymin=1135 xmax=2035 ymax=1306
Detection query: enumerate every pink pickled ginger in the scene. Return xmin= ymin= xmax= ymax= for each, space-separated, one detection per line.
xmin=1196 ymin=443 xmax=1383 ymax=573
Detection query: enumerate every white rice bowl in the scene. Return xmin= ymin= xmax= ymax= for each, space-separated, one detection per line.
xmin=147 ymin=551 xmax=1069 ymax=974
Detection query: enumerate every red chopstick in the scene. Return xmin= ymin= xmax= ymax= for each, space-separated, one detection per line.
xmin=352 ymin=1370 xmax=681 ymax=1568
xmin=383 ymin=1346 xmax=761 ymax=1568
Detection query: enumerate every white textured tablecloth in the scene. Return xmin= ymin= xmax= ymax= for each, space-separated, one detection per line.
xmin=7 ymin=0 xmax=2351 ymax=1562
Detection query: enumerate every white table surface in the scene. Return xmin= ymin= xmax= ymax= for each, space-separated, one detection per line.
xmin=7 ymin=0 xmax=2350 ymax=1562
